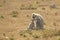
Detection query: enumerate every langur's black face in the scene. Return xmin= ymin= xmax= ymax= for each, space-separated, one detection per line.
xmin=32 ymin=14 xmax=36 ymax=19
xmin=32 ymin=16 xmax=35 ymax=19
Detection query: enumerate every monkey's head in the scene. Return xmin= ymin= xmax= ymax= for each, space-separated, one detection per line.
xmin=32 ymin=13 xmax=36 ymax=19
xmin=32 ymin=13 xmax=41 ymax=21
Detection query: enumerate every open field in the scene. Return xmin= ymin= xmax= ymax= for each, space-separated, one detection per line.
xmin=0 ymin=0 xmax=60 ymax=40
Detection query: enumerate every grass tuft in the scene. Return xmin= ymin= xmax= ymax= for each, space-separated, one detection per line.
xmin=10 ymin=37 xmax=14 ymax=40
xmin=36 ymin=1 xmax=39 ymax=4
xmin=32 ymin=34 xmax=40 ymax=38
xmin=3 ymin=33 xmax=6 ymax=37
xmin=42 ymin=7 xmax=45 ymax=10
xmin=23 ymin=34 xmax=27 ymax=37
xmin=20 ymin=33 xmax=27 ymax=37
xmin=19 ymin=30 xmax=27 ymax=38
xmin=25 ymin=29 xmax=32 ymax=35
xmin=11 ymin=11 xmax=18 ymax=17
xmin=0 ymin=4 xmax=2 ymax=7
xmin=0 ymin=15 xmax=4 ymax=19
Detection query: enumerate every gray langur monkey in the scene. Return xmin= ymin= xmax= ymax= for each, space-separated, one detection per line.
xmin=32 ymin=13 xmax=44 ymax=30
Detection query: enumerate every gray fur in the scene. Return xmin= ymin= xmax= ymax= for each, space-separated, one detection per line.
xmin=28 ymin=19 xmax=35 ymax=30
xmin=28 ymin=13 xmax=44 ymax=30
xmin=32 ymin=13 xmax=44 ymax=30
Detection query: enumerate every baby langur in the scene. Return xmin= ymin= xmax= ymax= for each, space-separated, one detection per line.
xmin=28 ymin=19 xmax=35 ymax=30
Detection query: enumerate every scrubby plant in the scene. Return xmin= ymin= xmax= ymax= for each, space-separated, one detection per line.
xmin=31 ymin=7 xmax=37 ymax=10
xmin=20 ymin=33 xmax=23 ymax=36
xmin=0 ymin=15 xmax=4 ymax=19
xmin=19 ymin=30 xmax=27 ymax=38
xmin=0 ymin=4 xmax=3 ymax=7
xmin=20 ymin=33 xmax=27 ymax=37
xmin=42 ymin=7 xmax=45 ymax=10
xmin=32 ymin=34 xmax=40 ymax=38
xmin=25 ymin=29 xmax=32 ymax=35
xmin=3 ymin=33 xmax=6 ymax=37
xmin=27 ymin=31 xmax=32 ymax=35
xmin=19 ymin=31 xmax=24 ymax=36
xmin=11 ymin=11 xmax=18 ymax=17
xmin=0 ymin=5 xmax=2 ymax=7
xmin=12 ymin=15 xmax=17 ymax=17
xmin=23 ymin=34 xmax=27 ymax=37
xmin=36 ymin=1 xmax=39 ymax=4
xmin=3 ymin=33 xmax=9 ymax=40
xmin=10 ymin=37 xmax=14 ymax=40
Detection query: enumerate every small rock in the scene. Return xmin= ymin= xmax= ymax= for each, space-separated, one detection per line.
xmin=50 ymin=3 xmax=56 ymax=8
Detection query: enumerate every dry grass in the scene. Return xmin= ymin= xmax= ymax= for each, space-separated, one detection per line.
xmin=0 ymin=0 xmax=60 ymax=40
